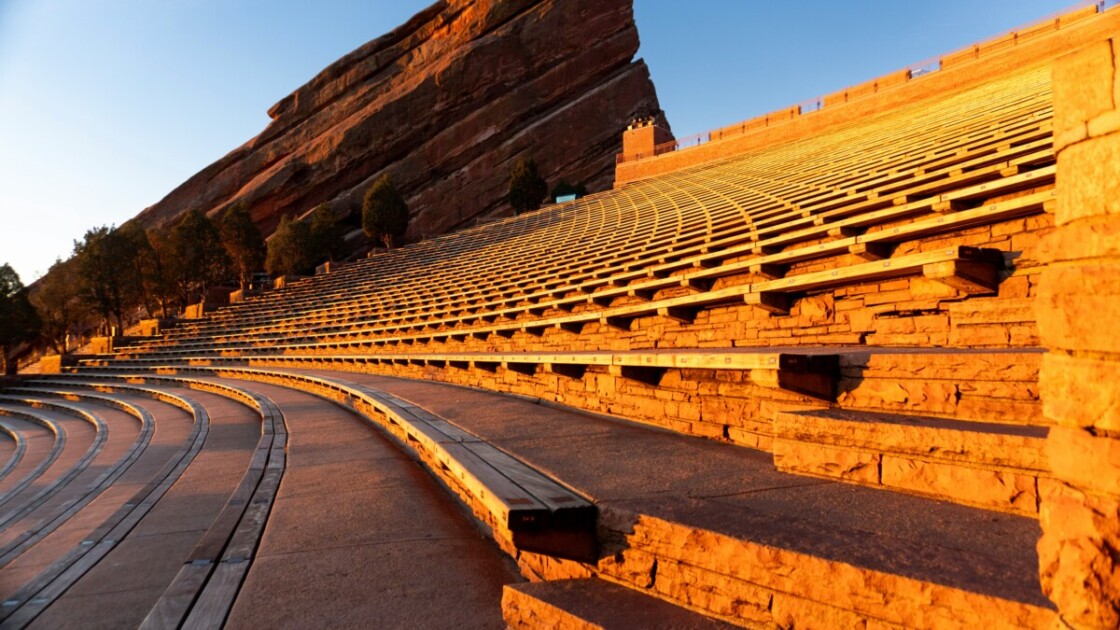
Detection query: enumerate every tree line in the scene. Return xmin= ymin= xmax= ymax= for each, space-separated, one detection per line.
xmin=3 ymin=157 xmax=587 ymax=373
xmin=0 ymin=175 xmax=415 ymax=372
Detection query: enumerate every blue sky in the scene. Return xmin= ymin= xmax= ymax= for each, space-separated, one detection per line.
xmin=0 ymin=0 xmax=1078 ymax=283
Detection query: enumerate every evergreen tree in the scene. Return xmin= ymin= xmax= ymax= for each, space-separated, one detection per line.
xmin=117 ymin=222 xmax=157 ymax=317
xmin=0 ymin=264 xmax=41 ymax=374
xmin=266 ymin=215 xmax=313 ymax=277
xmin=309 ymin=203 xmax=345 ymax=264
xmin=362 ymin=175 xmax=410 ymax=249
xmin=508 ymin=157 xmax=548 ymax=214
xmin=140 ymin=228 xmax=179 ymax=316
xmin=73 ymin=225 xmax=141 ymax=330
xmin=168 ymin=209 xmax=231 ymax=304
xmin=31 ymin=258 xmax=82 ymax=354
xmin=220 ymin=202 xmax=266 ymax=291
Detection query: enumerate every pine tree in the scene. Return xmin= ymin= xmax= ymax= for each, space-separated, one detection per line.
xmin=0 ymin=264 xmax=41 ymax=374
xmin=362 ymin=175 xmax=410 ymax=249
xmin=168 ymin=209 xmax=231 ymax=305
xmin=220 ymin=202 xmax=266 ymax=291
xmin=73 ymin=225 xmax=142 ymax=330
xmin=508 ymin=157 xmax=548 ymax=214
xmin=309 ymin=203 xmax=345 ymax=264
xmin=266 ymin=215 xmax=313 ymax=277
xmin=32 ymin=258 xmax=82 ymax=354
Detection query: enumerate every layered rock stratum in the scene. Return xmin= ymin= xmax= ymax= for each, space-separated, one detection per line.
xmin=133 ymin=0 xmax=665 ymax=241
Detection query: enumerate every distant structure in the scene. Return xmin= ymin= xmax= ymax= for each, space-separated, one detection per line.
xmin=619 ymin=116 xmax=675 ymax=163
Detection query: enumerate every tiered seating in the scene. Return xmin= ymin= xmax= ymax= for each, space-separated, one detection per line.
xmin=23 ymin=63 xmax=1069 ymax=626
xmin=0 ymin=371 xmax=523 ymax=628
xmin=116 ymin=67 xmax=1052 ymax=361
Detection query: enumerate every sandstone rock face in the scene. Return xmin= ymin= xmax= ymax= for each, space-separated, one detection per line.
xmin=133 ymin=0 xmax=664 ymax=242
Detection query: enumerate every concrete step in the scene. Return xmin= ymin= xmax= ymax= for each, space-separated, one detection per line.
xmin=772 ymin=407 xmax=1048 ymax=515
xmin=836 ymin=348 xmax=1044 ymax=426
xmin=502 ymin=579 xmax=735 ymax=629
xmin=280 ymin=369 xmax=1058 ymax=629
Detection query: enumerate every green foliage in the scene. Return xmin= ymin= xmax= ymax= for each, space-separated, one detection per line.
xmin=309 ymin=203 xmax=345 ymax=264
xmin=550 ymin=179 xmax=588 ymax=201
xmin=168 ymin=209 xmax=232 ymax=304
xmin=508 ymin=157 xmax=548 ymax=215
xmin=362 ymin=175 xmax=410 ymax=249
xmin=0 ymin=264 xmax=41 ymax=374
xmin=139 ymin=228 xmax=179 ymax=316
xmin=220 ymin=202 xmax=266 ymax=290
xmin=73 ymin=224 xmax=143 ymax=330
xmin=31 ymin=258 xmax=83 ymax=354
xmin=266 ymin=215 xmax=314 ymax=277
xmin=116 ymin=222 xmax=160 ymax=317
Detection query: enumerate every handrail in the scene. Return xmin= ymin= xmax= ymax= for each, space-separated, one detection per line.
xmin=618 ymin=0 xmax=1112 ymax=165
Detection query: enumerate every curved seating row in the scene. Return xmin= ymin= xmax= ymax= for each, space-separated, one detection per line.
xmin=0 ymin=381 xmax=250 ymax=627
xmin=0 ymin=369 xmax=565 ymax=626
xmin=0 ymin=395 xmax=119 ymax=554
xmin=0 ymin=407 xmax=65 ymax=513
xmin=0 ymin=421 xmax=27 ymax=485
xmin=33 ymin=62 xmax=1073 ymax=627
xmin=115 ymin=68 xmax=1054 ymax=359
xmin=45 ymin=363 xmax=1055 ymax=627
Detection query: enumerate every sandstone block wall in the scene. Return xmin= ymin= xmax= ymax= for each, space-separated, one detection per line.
xmin=1036 ymin=36 xmax=1120 ymax=629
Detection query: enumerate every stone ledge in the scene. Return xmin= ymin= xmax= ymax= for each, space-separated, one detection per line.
xmin=772 ymin=408 xmax=1048 ymax=515
xmin=502 ymin=579 xmax=736 ymax=629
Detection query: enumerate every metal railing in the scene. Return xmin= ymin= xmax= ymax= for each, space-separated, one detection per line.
xmin=618 ymin=0 xmax=1112 ymax=165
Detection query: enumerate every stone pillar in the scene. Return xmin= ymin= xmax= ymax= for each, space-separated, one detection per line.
xmin=1035 ymin=38 xmax=1120 ymax=629
xmin=621 ymin=118 xmax=673 ymax=161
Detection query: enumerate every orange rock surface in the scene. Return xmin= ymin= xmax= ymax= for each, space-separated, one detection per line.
xmin=133 ymin=0 xmax=664 ymax=242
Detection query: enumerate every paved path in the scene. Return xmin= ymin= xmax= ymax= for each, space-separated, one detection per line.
xmin=221 ymin=380 xmax=519 ymax=629
xmin=0 ymin=401 xmax=140 ymax=598
xmin=296 ymin=370 xmax=1048 ymax=608
xmin=27 ymin=387 xmax=259 ymax=630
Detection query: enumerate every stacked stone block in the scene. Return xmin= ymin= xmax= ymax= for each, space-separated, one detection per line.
xmin=1036 ymin=37 xmax=1120 ymax=629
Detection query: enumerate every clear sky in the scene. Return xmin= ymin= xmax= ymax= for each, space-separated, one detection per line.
xmin=0 ymin=0 xmax=1079 ymax=283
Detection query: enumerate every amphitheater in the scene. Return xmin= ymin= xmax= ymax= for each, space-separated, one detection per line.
xmin=2 ymin=3 xmax=1119 ymax=628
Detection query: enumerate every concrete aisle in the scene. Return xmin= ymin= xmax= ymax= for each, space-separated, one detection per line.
xmin=299 ymin=370 xmax=1047 ymax=609
xmin=222 ymin=380 xmax=520 ymax=630
xmin=29 ymin=388 xmax=261 ymax=630
xmin=0 ymin=401 xmax=142 ymax=598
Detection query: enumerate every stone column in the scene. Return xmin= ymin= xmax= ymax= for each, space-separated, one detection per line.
xmin=1036 ymin=38 xmax=1120 ymax=629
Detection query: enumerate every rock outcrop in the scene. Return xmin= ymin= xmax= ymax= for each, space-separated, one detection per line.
xmin=133 ymin=0 xmax=666 ymax=242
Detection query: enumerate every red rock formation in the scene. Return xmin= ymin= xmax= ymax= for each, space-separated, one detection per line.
xmin=133 ymin=0 xmax=665 ymax=242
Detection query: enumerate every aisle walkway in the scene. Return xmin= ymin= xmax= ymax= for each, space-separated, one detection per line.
xmin=218 ymin=380 xmax=520 ymax=628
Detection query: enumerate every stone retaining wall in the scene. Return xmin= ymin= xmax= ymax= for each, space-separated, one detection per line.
xmin=1036 ymin=36 xmax=1120 ymax=629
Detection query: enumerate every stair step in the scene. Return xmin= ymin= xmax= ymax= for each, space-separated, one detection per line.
xmin=773 ymin=408 xmax=1048 ymax=515
xmin=836 ymin=349 xmax=1044 ymax=426
xmin=502 ymin=579 xmax=735 ymax=629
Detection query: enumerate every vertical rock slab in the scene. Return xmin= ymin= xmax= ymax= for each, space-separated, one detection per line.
xmin=1036 ymin=37 xmax=1120 ymax=629
xmin=133 ymin=0 xmax=665 ymax=243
